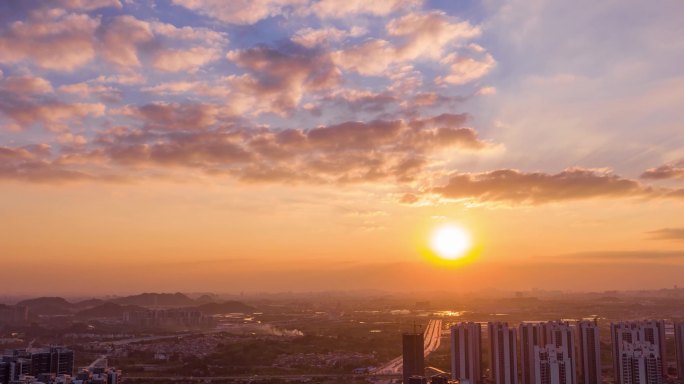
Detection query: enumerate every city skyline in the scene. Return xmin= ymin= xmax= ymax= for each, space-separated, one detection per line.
xmin=1 ymin=0 xmax=683 ymax=294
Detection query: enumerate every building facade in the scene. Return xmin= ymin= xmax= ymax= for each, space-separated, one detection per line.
xmin=403 ymin=332 xmax=425 ymax=384
xmin=618 ymin=342 xmax=663 ymax=384
xmin=577 ymin=320 xmax=601 ymax=384
xmin=611 ymin=321 xmax=666 ymax=384
xmin=520 ymin=323 xmax=544 ymax=384
xmin=534 ymin=345 xmax=574 ymax=384
xmin=489 ymin=322 xmax=518 ymax=384
xmin=451 ymin=322 xmax=482 ymax=384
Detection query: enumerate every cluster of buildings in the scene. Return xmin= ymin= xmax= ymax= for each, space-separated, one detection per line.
xmin=0 ymin=347 xmax=74 ymax=384
xmin=0 ymin=347 xmax=121 ymax=384
xmin=445 ymin=320 xmax=679 ymax=384
xmin=123 ymin=309 xmax=212 ymax=328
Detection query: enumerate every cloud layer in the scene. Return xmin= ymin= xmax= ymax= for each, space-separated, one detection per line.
xmin=0 ymin=0 xmax=681 ymax=211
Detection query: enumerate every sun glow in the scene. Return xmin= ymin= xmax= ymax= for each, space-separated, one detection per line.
xmin=429 ymin=224 xmax=472 ymax=260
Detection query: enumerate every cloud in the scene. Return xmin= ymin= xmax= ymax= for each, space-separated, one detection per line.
xmin=0 ymin=10 xmax=225 ymax=73
xmin=152 ymin=47 xmax=221 ymax=73
xmin=311 ymin=0 xmax=422 ymax=19
xmin=436 ymin=52 xmax=496 ymax=85
xmin=170 ymin=0 xmax=307 ymax=25
xmin=291 ymin=26 xmax=366 ymax=48
xmin=58 ymin=81 xmax=122 ymax=102
xmin=0 ymin=90 xmax=105 ymax=131
xmin=114 ymin=102 xmax=219 ymax=131
xmin=1 ymin=74 xmax=53 ymax=94
xmin=641 ymin=161 xmax=684 ymax=180
xmin=58 ymin=0 xmax=122 ymax=11
xmin=98 ymin=15 xmax=153 ymax=68
xmin=646 ymin=228 xmax=684 ymax=241
xmin=91 ymin=114 xmax=489 ymax=184
xmin=386 ymin=11 xmax=481 ymax=60
xmin=561 ymin=250 xmax=684 ymax=261
xmin=432 ymin=168 xmax=655 ymax=205
xmin=227 ymin=45 xmax=341 ymax=114
xmin=332 ymin=11 xmax=483 ymax=76
xmin=0 ymin=10 xmax=99 ymax=71
xmin=0 ymin=144 xmax=97 ymax=183
xmin=331 ymin=39 xmax=398 ymax=76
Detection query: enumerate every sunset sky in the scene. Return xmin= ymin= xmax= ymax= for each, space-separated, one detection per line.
xmin=1 ymin=0 xmax=683 ymax=295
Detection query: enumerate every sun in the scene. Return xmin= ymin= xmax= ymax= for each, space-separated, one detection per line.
xmin=429 ymin=224 xmax=472 ymax=260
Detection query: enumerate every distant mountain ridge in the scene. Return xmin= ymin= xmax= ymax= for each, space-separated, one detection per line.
xmin=111 ymin=292 xmax=197 ymax=307
xmin=14 ymin=293 xmax=255 ymax=317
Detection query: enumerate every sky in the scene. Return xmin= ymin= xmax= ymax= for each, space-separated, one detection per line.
xmin=1 ymin=0 xmax=683 ymax=295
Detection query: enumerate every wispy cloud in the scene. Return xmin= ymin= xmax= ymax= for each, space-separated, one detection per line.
xmin=646 ymin=228 xmax=684 ymax=241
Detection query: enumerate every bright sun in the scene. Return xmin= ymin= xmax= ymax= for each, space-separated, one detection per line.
xmin=430 ymin=224 xmax=472 ymax=260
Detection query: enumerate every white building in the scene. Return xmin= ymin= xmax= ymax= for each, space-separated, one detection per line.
xmin=577 ymin=320 xmax=601 ymax=384
xmin=489 ymin=322 xmax=518 ymax=384
xmin=534 ymin=344 xmax=574 ymax=384
xmin=611 ymin=321 xmax=666 ymax=384
xmin=451 ymin=322 xmax=482 ymax=384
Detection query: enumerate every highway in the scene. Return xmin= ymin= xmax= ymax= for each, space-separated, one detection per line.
xmin=371 ymin=318 xmax=443 ymax=375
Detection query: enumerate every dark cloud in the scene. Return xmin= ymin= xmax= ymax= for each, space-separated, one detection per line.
xmin=433 ymin=168 xmax=654 ymax=205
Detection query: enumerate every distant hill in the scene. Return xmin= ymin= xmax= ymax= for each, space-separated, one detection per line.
xmin=195 ymin=301 xmax=255 ymax=314
xmin=76 ymin=302 xmax=145 ymax=318
xmin=16 ymin=297 xmax=74 ymax=316
xmin=13 ymin=294 xmax=256 ymax=316
xmin=195 ymin=294 xmax=219 ymax=304
xmin=73 ymin=298 xmax=106 ymax=310
xmin=111 ymin=292 xmax=197 ymax=308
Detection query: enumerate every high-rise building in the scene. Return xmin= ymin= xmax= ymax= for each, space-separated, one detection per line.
xmin=675 ymin=322 xmax=684 ymax=381
xmin=534 ymin=345 xmax=574 ymax=384
xmin=403 ymin=332 xmax=425 ymax=384
xmin=451 ymin=322 xmax=482 ymax=384
xmin=618 ymin=342 xmax=663 ymax=384
xmin=577 ymin=320 xmax=601 ymax=384
xmin=521 ymin=323 xmax=544 ymax=384
xmin=489 ymin=322 xmax=518 ymax=384
xmin=542 ymin=321 xmax=576 ymax=384
xmin=611 ymin=321 xmax=666 ymax=384
xmin=50 ymin=347 xmax=74 ymax=376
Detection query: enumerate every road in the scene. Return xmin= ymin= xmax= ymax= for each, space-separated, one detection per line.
xmin=371 ymin=319 xmax=443 ymax=375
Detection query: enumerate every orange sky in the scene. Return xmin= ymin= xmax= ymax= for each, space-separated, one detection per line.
xmin=1 ymin=0 xmax=683 ymax=294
